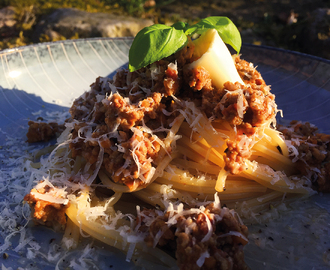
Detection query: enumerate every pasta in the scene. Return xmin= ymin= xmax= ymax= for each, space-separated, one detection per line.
xmin=23 ymin=24 xmax=329 ymax=270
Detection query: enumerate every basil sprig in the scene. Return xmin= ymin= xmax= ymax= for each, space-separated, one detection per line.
xmin=129 ymin=16 xmax=241 ymax=72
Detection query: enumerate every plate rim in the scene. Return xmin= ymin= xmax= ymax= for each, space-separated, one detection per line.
xmin=1 ymin=37 xmax=330 ymax=65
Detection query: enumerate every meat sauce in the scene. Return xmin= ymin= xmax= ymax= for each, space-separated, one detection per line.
xmin=140 ymin=203 xmax=249 ymax=270
xmin=24 ymin=185 xmax=68 ymax=226
xmin=26 ymin=121 xmax=65 ymax=143
xmin=23 ymin=35 xmax=330 ymax=270
xmin=67 ymin=41 xmax=276 ymax=188
xmin=279 ymin=121 xmax=330 ymax=192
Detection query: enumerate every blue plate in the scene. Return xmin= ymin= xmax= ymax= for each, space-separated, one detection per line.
xmin=0 ymin=38 xmax=330 ymax=269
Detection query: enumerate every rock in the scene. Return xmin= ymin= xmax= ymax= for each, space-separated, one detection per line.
xmin=0 ymin=6 xmax=16 ymax=28
xmin=32 ymin=8 xmax=153 ymax=42
xmin=0 ymin=6 xmax=17 ymax=38
xmin=0 ymin=6 xmax=17 ymax=40
xmin=144 ymin=0 xmax=156 ymax=8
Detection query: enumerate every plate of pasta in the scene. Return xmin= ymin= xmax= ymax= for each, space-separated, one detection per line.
xmin=1 ymin=17 xmax=330 ymax=270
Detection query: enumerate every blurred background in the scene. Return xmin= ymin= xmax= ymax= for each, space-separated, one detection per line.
xmin=0 ymin=0 xmax=329 ymax=59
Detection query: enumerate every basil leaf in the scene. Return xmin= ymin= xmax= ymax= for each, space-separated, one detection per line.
xmin=172 ymin=21 xmax=189 ymax=31
xmin=185 ymin=16 xmax=241 ymax=53
xmin=129 ymin=24 xmax=187 ymax=72
xmin=128 ymin=17 xmax=242 ymax=71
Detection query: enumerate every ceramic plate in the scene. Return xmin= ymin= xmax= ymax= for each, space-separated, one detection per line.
xmin=0 ymin=38 xmax=330 ymax=269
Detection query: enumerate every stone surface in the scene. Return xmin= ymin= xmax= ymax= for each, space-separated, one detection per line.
xmin=32 ymin=8 xmax=153 ymax=42
xmin=0 ymin=6 xmax=17 ymax=38
xmin=0 ymin=6 xmax=16 ymax=28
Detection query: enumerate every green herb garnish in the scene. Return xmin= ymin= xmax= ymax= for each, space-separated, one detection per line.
xmin=128 ymin=16 xmax=241 ymax=72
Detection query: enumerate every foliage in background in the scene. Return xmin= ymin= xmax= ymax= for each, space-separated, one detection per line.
xmin=1 ymin=0 xmax=106 ymax=14
xmin=0 ymin=0 xmax=169 ymax=50
xmin=0 ymin=0 xmax=181 ymax=50
xmin=1 ymin=0 xmax=329 ymax=58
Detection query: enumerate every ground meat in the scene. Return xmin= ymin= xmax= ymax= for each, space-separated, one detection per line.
xmin=279 ymin=121 xmax=330 ymax=192
xmin=68 ymin=72 xmax=170 ymax=189
xmin=214 ymin=83 xmax=246 ymax=126
xmin=234 ymin=56 xmax=267 ymax=90
xmin=106 ymin=128 xmax=161 ymax=189
xmin=175 ymin=39 xmax=195 ymax=67
xmin=141 ymin=203 xmax=249 ymax=270
xmin=26 ymin=121 xmax=65 ymax=143
xmin=70 ymin=128 xmax=101 ymax=166
xmin=106 ymin=93 xmax=145 ymax=131
xmin=186 ymin=66 xmax=213 ymax=91
xmin=69 ymin=77 xmax=104 ymax=120
xmin=24 ymin=186 xmax=68 ymax=226
xmin=69 ymin=113 xmax=163 ymax=190
xmin=210 ymin=80 xmax=275 ymax=174
xmin=164 ymin=65 xmax=181 ymax=96
xmin=216 ymin=80 xmax=275 ymax=174
xmin=225 ymin=138 xmax=251 ymax=175
xmin=109 ymin=91 xmax=164 ymax=130
xmin=177 ymin=54 xmax=276 ymax=175
xmin=66 ymin=43 xmax=277 ymax=187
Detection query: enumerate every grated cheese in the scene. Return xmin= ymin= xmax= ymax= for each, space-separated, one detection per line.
xmin=196 ymin=251 xmax=210 ymax=267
